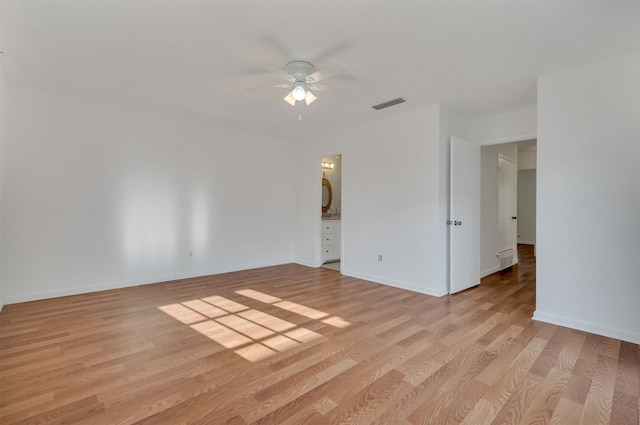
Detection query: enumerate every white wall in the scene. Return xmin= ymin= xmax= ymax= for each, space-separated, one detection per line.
xmin=480 ymin=143 xmax=518 ymax=277
xmin=517 ymin=170 xmax=536 ymax=245
xmin=0 ymin=54 xmax=6 ymax=311
xmin=471 ymin=107 xmax=537 ymax=145
xmin=518 ymin=149 xmax=537 ymax=171
xmin=535 ymin=52 xmax=640 ymax=344
xmin=295 ymin=105 xmax=451 ymax=296
xmin=1 ymin=84 xmax=296 ymax=304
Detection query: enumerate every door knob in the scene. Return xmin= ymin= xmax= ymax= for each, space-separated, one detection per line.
xmin=511 ymin=216 xmax=517 ymax=220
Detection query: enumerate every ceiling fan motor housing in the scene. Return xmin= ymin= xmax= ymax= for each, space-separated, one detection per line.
xmin=286 ymin=61 xmax=315 ymax=83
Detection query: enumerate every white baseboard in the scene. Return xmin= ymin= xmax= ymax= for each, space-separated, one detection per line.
xmin=341 ymin=268 xmax=448 ymax=297
xmin=533 ymin=310 xmax=640 ymax=345
xmin=293 ymin=258 xmax=315 ymax=268
xmin=481 ymin=266 xmax=500 ymax=278
xmin=482 ymin=256 xmax=519 ymax=278
xmin=517 ymin=240 xmax=535 ymax=245
xmin=2 ymin=258 xmax=295 ymax=305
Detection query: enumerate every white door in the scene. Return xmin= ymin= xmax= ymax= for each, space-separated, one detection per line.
xmin=498 ymin=155 xmax=517 ymax=259
xmin=449 ymin=137 xmax=481 ymax=294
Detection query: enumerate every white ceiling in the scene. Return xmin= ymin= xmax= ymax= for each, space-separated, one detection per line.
xmin=1 ymin=0 xmax=639 ymax=140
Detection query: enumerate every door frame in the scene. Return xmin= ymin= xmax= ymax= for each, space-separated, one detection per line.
xmin=315 ymin=152 xmax=343 ymax=269
xmin=479 ymin=137 xmax=536 ymax=279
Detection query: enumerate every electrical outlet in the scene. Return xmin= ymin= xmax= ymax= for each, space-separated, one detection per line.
xmin=378 ymin=254 xmax=383 ymax=262
xmin=189 ymin=251 xmax=193 ymax=257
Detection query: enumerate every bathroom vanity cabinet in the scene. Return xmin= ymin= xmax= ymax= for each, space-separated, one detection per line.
xmin=321 ymin=220 xmax=341 ymax=264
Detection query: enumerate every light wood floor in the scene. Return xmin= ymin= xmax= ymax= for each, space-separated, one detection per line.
xmin=1 ymin=245 xmax=638 ymax=424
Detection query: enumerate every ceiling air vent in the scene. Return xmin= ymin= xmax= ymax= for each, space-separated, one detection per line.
xmin=372 ymin=97 xmax=406 ymax=110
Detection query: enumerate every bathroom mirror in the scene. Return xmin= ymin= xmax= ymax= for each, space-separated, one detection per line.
xmin=322 ymin=178 xmax=332 ymax=213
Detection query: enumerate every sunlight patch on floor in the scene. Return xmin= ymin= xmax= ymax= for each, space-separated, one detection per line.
xmin=181 ymin=299 xmax=228 ymax=318
xmin=191 ymin=320 xmax=252 ymax=349
xmin=201 ymin=295 xmax=249 ymax=313
xmin=285 ymin=327 xmax=323 ymax=343
xmin=158 ymin=290 xmax=350 ymax=362
xmin=235 ymin=343 xmax=277 ymax=362
xmin=273 ymin=300 xmax=329 ymax=320
xmin=322 ymin=316 xmax=351 ymax=328
xmin=158 ymin=304 xmax=207 ymax=324
xmin=235 ymin=289 xmax=282 ymax=304
xmin=216 ymin=314 xmax=275 ymax=340
xmin=238 ymin=309 xmax=297 ymax=333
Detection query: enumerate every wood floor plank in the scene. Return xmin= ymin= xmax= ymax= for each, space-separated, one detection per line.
xmin=243 ymin=358 xmax=359 ymax=423
xmin=489 ymin=372 xmax=544 ymax=425
xmin=549 ymin=397 xmax=584 ymax=425
xmin=0 ymin=245 xmax=638 ymax=424
xmin=615 ymin=341 xmax=640 ymax=396
xmin=322 ymin=369 xmax=407 ymax=424
xmin=461 ymin=340 xmax=540 ymax=425
xmin=519 ymin=367 xmax=570 ymax=425
xmin=610 ymin=388 xmax=639 ymax=425
xmin=563 ymin=373 xmax=593 ymax=405
xmin=580 ymin=392 xmax=612 ymax=425
xmin=407 ymin=388 xmax=473 ymax=425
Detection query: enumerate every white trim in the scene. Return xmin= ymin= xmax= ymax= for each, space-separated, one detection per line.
xmin=517 ymin=240 xmax=535 ymax=245
xmin=294 ymin=258 xmax=315 ymax=268
xmin=533 ymin=310 xmax=640 ymax=345
xmin=316 ymin=151 xmax=343 ymax=268
xmin=480 ymin=132 xmax=537 ymax=147
xmin=481 ymin=266 xmax=500 ymax=278
xmin=342 ymin=268 xmax=448 ymax=297
xmin=2 ymin=258 xmax=294 ymax=305
xmin=498 ymin=153 xmax=515 ymax=163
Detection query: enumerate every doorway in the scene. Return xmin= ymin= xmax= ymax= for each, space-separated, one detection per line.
xmin=480 ymin=140 xmax=537 ymax=277
xmin=320 ymin=154 xmax=342 ymax=271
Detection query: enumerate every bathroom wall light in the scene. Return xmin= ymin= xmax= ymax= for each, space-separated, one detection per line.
xmin=322 ymin=162 xmax=334 ymax=170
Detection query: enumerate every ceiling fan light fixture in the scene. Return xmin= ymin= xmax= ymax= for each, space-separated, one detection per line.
xmin=304 ymin=90 xmax=317 ymax=106
xmin=292 ymin=84 xmax=306 ymax=101
xmin=283 ymin=92 xmax=296 ymax=106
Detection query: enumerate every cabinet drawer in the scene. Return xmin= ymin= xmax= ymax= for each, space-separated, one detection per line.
xmin=322 ymin=233 xmax=334 ymax=245
xmin=322 ymin=247 xmax=333 ymax=258
xmin=322 ymin=223 xmax=333 ymax=233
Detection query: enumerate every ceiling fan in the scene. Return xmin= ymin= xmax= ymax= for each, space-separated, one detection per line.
xmin=267 ymin=60 xmax=346 ymax=106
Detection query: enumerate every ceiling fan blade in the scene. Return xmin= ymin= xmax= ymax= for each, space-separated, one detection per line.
xmin=248 ymin=82 xmax=292 ymax=90
xmin=307 ymin=83 xmax=330 ymax=92
xmin=283 ymin=92 xmax=296 ymax=106
xmin=305 ymin=64 xmax=345 ymax=83
xmin=305 ymin=90 xmax=317 ymax=106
